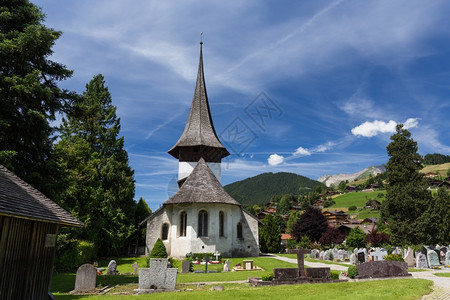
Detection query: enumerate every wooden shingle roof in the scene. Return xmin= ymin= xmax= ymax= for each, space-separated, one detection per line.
xmin=0 ymin=165 xmax=83 ymax=227
xmin=168 ymin=43 xmax=229 ymax=159
xmin=164 ymin=158 xmax=240 ymax=206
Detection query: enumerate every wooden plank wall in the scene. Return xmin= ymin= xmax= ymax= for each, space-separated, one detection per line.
xmin=0 ymin=216 xmax=58 ymax=300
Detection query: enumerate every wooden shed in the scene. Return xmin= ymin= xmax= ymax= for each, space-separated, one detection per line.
xmin=0 ymin=164 xmax=83 ymax=300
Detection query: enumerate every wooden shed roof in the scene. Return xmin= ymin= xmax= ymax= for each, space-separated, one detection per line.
xmin=164 ymin=158 xmax=240 ymax=206
xmin=168 ymin=43 xmax=229 ymax=159
xmin=0 ymin=165 xmax=83 ymax=227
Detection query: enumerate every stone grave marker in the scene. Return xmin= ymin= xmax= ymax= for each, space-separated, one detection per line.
xmin=74 ymin=264 xmax=97 ymax=292
xmin=164 ymin=268 xmax=177 ymax=290
xmin=357 ymin=252 xmax=365 ymax=264
xmin=243 ymin=260 xmax=254 ymax=270
xmin=350 ymin=253 xmax=357 ymax=265
xmin=223 ymin=259 xmax=231 ymax=272
xmin=135 ymin=258 xmax=178 ymax=293
xmin=370 ymin=248 xmax=387 ymax=261
xmin=427 ymin=250 xmax=440 ymax=267
xmin=356 ymin=261 xmax=411 ymax=279
xmin=319 ymin=251 xmax=325 ymax=260
xmin=293 ymin=247 xmax=311 ymax=277
xmin=404 ymin=248 xmax=415 ymax=267
xmin=181 ymin=260 xmax=191 ymax=273
xmin=416 ymin=252 xmax=429 ymax=268
xmin=132 ymin=262 xmax=139 ymax=275
xmin=305 ymin=268 xmax=330 ymax=279
xmin=106 ymin=260 xmax=118 ymax=275
xmin=445 ymin=251 xmax=450 ymax=265
xmin=213 ymin=250 xmax=221 ymax=261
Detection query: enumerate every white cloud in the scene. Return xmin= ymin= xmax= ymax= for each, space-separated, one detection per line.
xmin=294 ymin=147 xmax=311 ymax=156
xmin=268 ymin=154 xmax=285 ymax=166
xmin=351 ymin=118 xmax=419 ymax=137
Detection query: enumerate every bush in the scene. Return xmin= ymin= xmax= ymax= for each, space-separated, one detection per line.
xmin=348 ymin=205 xmax=357 ymax=211
xmin=330 ymin=271 xmax=340 ymax=280
xmin=286 ymin=239 xmax=297 ymax=249
xmin=346 ymin=227 xmax=366 ymax=248
xmin=262 ymin=273 xmax=273 ymax=281
xmin=149 ymin=238 xmax=167 ymax=258
xmin=384 ymin=254 xmax=404 ymax=262
xmin=186 ymin=253 xmax=216 ymax=261
xmin=348 ymin=265 xmax=358 ymax=279
xmin=299 ymin=235 xmax=311 ymax=248
xmin=55 ymin=236 xmax=96 ymax=271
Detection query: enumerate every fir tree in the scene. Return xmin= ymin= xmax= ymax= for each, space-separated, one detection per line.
xmin=0 ymin=0 xmax=75 ymax=198
xmin=381 ymin=124 xmax=432 ymax=245
xmin=56 ymin=74 xmax=135 ymax=256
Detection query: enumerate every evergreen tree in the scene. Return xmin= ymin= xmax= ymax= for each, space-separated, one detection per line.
xmin=381 ymin=124 xmax=432 ymax=245
xmin=0 ymin=0 xmax=75 ymax=198
xmin=259 ymin=214 xmax=282 ymax=253
xmin=135 ymin=197 xmax=151 ymax=246
xmin=345 ymin=227 xmax=366 ymax=248
xmin=286 ymin=211 xmax=301 ymax=234
xmin=291 ymin=206 xmax=328 ymax=242
xmin=56 ymin=74 xmax=135 ymax=256
xmin=276 ymin=195 xmax=291 ymax=215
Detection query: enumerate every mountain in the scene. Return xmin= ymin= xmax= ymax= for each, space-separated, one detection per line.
xmin=223 ymin=172 xmax=323 ymax=206
xmin=318 ymin=165 xmax=386 ymax=187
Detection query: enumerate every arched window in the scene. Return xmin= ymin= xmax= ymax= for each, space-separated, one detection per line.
xmin=161 ymin=223 xmax=169 ymax=240
xmin=179 ymin=211 xmax=187 ymax=237
xmin=237 ymin=222 xmax=243 ymax=239
xmin=198 ymin=210 xmax=208 ymax=237
xmin=219 ymin=211 xmax=225 ymax=237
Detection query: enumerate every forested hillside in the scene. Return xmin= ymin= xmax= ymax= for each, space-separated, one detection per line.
xmin=424 ymin=153 xmax=450 ymax=165
xmin=224 ymin=172 xmax=323 ymax=205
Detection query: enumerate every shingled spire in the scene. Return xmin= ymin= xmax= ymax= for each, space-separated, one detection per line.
xmin=168 ymin=42 xmax=229 ymax=184
xmin=168 ymin=42 xmax=229 ymax=161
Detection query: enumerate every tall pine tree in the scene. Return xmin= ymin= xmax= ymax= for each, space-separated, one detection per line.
xmin=381 ymin=124 xmax=432 ymax=245
xmin=56 ymin=74 xmax=135 ymax=256
xmin=0 ymin=0 xmax=75 ymax=198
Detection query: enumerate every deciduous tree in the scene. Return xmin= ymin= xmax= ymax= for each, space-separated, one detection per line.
xmin=291 ymin=206 xmax=328 ymax=242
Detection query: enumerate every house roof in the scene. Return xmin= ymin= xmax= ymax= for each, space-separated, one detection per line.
xmin=168 ymin=43 xmax=229 ymax=159
xmin=0 ymin=165 xmax=83 ymax=227
xmin=338 ymin=224 xmax=372 ymax=235
xmin=163 ymin=158 xmax=241 ymax=206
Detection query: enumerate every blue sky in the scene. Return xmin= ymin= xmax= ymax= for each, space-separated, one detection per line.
xmin=33 ymin=0 xmax=450 ymax=211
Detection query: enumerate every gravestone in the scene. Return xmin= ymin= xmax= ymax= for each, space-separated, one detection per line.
xmin=427 ymin=250 xmax=440 ymax=267
xmin=243 ymin=260 xmax=254 ymax=270
xmin=370 ymin=248 xmax=387 ymax=261
xmin=74 ymin=264 xmax=97 ymax=292
xmin=338 ymin=249 xmax=347 ymax=261
xmin=357 ymin=252 xmax=365 ymax=264
xmin=135 ymin=258 xmax=178 ymax=293
xmin=305 ymin=267 xmax=330 ymax=279
xmin=356 ymin=261 xmax=411 ymax=279
xmin=223 ymin=259 xmax=231 ymax=272
xmin=445 ymin=251 xmax=450 ymax=265
xmin=311 ymin=249 xmax=319 ymax=259
xmin=416 ymin=252 xmax=429 ymax=268
xmin=294 ymin=247 xmax=311 ymax=277
xmin=319 ymin=251 xmax=325 ymax=260
xmin=132 ymin=262 xmax=139 ymax=275
xmin=181 ymin=260 xmax=190 ymax=273
xmin=323 ymin=250 xmax=330 ymax=260
xmin=106 ymin=260 xmax=118 ymax=275
xmin=273 ymin=268 xmax=299 ymax=279
xmin=213 ymin=250 xmax=221 ymax=261
xmin=350 ymin=253 xmax=357 ymax=265
xmin=404 ymin=248 xmax=415 ymax=267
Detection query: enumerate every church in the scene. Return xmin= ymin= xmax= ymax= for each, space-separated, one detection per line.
xmin=142 ymin=43 xmax=260 ymax=258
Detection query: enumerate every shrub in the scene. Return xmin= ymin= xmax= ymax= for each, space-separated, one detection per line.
xmin=286 ymin=239 xmax=297 ymax=249
xmin=186 ymin=253 xmax=215 ymax=261
xmin=365 ymin=229 xmax=390 ymax=247
xmin=346 ymin=227 xmax=366 ymax=248
xmin=299 ymin=235 xmax=311 ymax=248
xmin=150 ymin=238 xmax=167 ymax=258
xmin=55 ymin=236 xmax=96 ymax=271
xmin=262 ymin=273 xmax=273 ymax=281
xmin=384 ymin=254 xmax=404 ymax=262
xmin=348 ymin=205 xmax=357 ymax=211
xmin=348 ymin=265 xmax=358 ymax=279
xmin=330 ymin=271 xmax=340 ymax=280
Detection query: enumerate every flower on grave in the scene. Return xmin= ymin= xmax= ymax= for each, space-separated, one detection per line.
xmin=236 ymin=263 xmax=241 ymax=267
xmin=93 ymin=261 xmax=98 ymax=267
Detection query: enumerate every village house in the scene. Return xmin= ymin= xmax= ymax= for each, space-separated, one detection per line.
xmin=322 ymin=210 xmax=348 ymax=227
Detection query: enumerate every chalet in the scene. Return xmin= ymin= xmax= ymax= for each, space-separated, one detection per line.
xmin=425 ymin=172 xmax=438 ymax=178
xmin=322 ymin=210 xmax=348 ymax=226
xmin=337 ymin=224 xmax=372 ymax=237
xmin=0 ymin=165 xmax=83 ymax=300
xmin=427 ymin=178 xmax=442 ymax=189
xmin=365 ymin=198 xmax=381 ymax=210
xmin=345 ymin=185 xmax=357 ymax=193
xmin=364 ymin=184 xmax=379 ymax=190
xmin=362 ymin=217 xmax=379 ymax=224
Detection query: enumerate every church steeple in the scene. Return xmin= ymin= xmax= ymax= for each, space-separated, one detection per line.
xmin=168 ymin=42 xmax=229 ymax=184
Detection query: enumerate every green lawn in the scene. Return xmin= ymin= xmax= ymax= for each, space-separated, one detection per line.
xmin=330 ymin=191 xmax=386 ymax=210
xmin=434 ymin=273 xmax=450 ymax=277
xmin=52 ymin=279 xmax=432 ymax=300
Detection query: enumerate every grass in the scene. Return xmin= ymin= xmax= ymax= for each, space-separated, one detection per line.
xmin=434 ymin=273 xmax=450 ymax=277
xmin=51 ymin=279 xmax=433 ymax=300
xmin=277 ymin=253 xmax=351 ymax=268
xmin=421 ymin=162 xmax=450 ymax=177
xmin=330 ymin=191 xmax=386 ymax=210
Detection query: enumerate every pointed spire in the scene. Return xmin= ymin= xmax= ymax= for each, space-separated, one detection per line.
xmin=168 ymin=42 xmax=229 ymax=160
